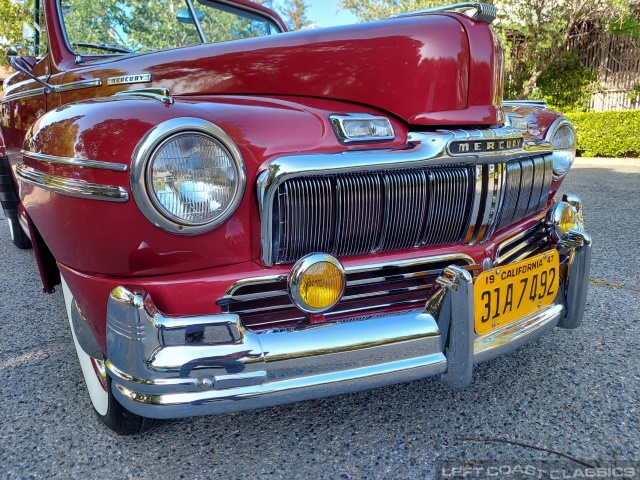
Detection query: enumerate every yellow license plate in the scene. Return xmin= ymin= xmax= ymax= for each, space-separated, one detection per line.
xmin=474 ymin=250 xmax=560 ymax=335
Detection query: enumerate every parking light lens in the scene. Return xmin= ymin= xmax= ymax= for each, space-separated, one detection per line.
xmin=330 ymin=113 xmax=395 ymax=144
xmin=546 ymin=201 xmax=577 ymax=242
xmin=289 ymin=254 xmax=346 ymax=313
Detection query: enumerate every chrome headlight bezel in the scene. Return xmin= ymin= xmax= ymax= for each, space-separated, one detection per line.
xmin=130 ymin=117 xmax=246 ymax=235
xmin=547 ymin=117 xmax=576 ymax=179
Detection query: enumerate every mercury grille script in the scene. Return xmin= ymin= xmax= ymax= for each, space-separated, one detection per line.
xmin=449 ymin=137 xmax=524 ymax=155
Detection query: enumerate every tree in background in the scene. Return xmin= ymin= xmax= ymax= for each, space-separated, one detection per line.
xmin=497 ymin=0 xmax=633 ymax=100
xmin=338 ymin=0 xmax=443 ymax=23
xmin=254 ymin=0 xmax=276 ymax=8
xmin=0 ymin=0 xmax=29 ymax=67
xmin=281 ymin=0 xmax=312 ymax=30
xmin=339 ymin=0 xmax=637 ymax=107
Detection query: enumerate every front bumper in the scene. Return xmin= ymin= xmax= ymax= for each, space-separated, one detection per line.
xmin=105 ymin=229 xmax=591 ymax=419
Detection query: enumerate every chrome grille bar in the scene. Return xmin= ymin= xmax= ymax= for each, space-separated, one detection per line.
xmin=219 ymin=254 xmax=475 ymax=331
xmin=512 ymin=158 xmax=534 ymax=222
xmin=335 ymin=174 xmax=381 ymax=256
xmin=380 ymin=170 xmax=428 ymax=251
xmin=420 ymin=168 xmax=473 ymax=246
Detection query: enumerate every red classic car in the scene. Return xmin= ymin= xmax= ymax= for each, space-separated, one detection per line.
xmin=1 ymin=0 xmax=591 ymax=434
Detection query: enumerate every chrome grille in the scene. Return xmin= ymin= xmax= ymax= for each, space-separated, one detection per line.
xmin=266 ymin=153 xmax=553 ymax=264
xmin=495 ymin=219 xmax=551 ymax=265
xmin=218 ymin=255 xmax=476 ymax=331
xmin=496 ymin=156 xmax=553 ymax=231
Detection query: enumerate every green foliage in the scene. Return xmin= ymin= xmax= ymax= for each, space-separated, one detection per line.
xmin=338 ymin=0 xmax=446 ymax=23
xmin=0 ymin=0 xmax=30 ymax=67
xmin=608 ymin=12 xmax=640 ymax=40
xmin=495 ymin=0 xmax=633 ymax=99
xmin=565 ymin=111 xmax=640 ymax=157
xmin=61 ymin=0 xmax=277 ymax=55
xmin=507 ymin=52 xmax=597 ymax=111
xmin=281 ymin=0 xmax=312 ymax=30
xmin=627 ymin=84 xmax=640 ymax=103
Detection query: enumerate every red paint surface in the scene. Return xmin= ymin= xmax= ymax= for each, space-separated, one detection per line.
xmin=21 ymin=95 xmax=408 ymax=276
xmin=45 ymin=15 xmax=481 ymax=125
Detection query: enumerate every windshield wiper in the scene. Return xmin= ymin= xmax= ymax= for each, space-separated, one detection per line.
xmin=72 ymin=42 xmax=132 ymax=54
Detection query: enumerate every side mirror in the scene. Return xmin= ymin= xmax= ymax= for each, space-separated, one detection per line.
xmin=7 ymin=45 xmax=37 ymax=72
xmin=6 ymin=44 xmax=54 ymax=92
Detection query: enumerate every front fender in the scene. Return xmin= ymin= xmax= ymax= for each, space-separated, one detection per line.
xmin=20 ymin=94 xmax=408 ymax=277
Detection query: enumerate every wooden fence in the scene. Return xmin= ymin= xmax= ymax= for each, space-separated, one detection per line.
xmin=568 ymin=29 xmax=640 ymax=111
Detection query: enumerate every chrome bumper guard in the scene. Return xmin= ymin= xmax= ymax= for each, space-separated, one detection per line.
xmin=106 ymin=230 xmax=591 ymax=419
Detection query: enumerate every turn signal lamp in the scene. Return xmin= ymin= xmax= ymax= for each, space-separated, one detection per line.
xmin=330 ymin=113 xmax=395 ymax=144
xmin=546 ymin=201 xmax=578 ymax=242
xmin=289 ymin=254 xmax=346 ymax=313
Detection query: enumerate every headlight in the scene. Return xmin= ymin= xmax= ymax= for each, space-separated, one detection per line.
xmin=131 ymin=118 xmax=246 ymax=234
xmin=548 ymin=119 xmax=576 ymax=178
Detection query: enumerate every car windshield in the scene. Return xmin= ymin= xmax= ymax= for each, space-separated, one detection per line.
xmin=59 ymin=0 xmax=280 ymax=55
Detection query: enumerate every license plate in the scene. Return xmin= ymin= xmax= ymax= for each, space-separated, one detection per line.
xmin=474 ymin=251 xmax=560 ymax=335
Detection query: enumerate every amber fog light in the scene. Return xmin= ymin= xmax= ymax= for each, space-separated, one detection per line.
xmin=289 ymin=254 xmax=346 ymax=313
xmin=546 ymin=201 xmax=577 ymax=242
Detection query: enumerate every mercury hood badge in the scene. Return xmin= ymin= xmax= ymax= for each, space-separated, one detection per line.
xmin=106 ymin=74 xmax=152 ymax=86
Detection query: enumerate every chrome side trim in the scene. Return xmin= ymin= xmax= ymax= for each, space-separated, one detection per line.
xmin=1 ymin=87 xmax=46 ymax=103
xmin=114 ymin=87 xmax=173 ymax=106
xmin=21 ymin=150 xmax=128 ymax=172
xmin=16 ymin=164 xmax=128 ymax=202
xmin=1 ymin=79 xmax=101 ymax=103
xmin=503 ymin=100 xmax=548 ymax=108
xmin=54 ymin=78 xmax=102 ymax=93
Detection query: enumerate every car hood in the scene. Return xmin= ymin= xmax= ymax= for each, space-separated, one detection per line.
xmin=65 ymin=14 xmax=503 ymax=125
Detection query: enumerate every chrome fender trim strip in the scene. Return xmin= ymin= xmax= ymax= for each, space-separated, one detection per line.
xmin=0 ymin=87 xmax=46 ymax=103
xmin=21 ymin=150 xmax=129 ymax=172
xmin=16 ymin=164 xmax=129 ymax=202
xmin=1 ymin=78 xmax=101 ymax=103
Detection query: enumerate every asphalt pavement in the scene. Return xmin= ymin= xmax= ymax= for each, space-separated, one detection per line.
xmin=1 ymin=161 xmax=638 ymax=479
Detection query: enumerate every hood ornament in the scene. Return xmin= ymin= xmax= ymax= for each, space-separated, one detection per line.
xmin=390 ymin=2 xmax=497 ymax=24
